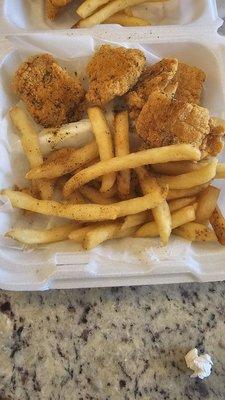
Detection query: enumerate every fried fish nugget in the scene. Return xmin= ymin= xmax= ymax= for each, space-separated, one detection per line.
xmin=86 ymin=45 xmax=146 ymax=106
xmin=136 ymin=90 xmax=210 ymax=150
xmin=45 ymin=0 xmax=59 ymax=20
xmin=126 ymin=58 xmax=178 ymax=119
xmin=171 ymin=62 xmax=206 ymax=104
xmin=202 ymin=117 xmax=225 ymax=157
xmin=13 ymin=54 xmax=85 ymax=128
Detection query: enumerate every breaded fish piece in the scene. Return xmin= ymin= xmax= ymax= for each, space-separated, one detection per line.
xmin=86 ymin=45 xmax=146 ymax=106
xmin=202 ymin=117 xmax=225 ymax=157
xmin=45 ymin=0 xmax=59 ymax=20
xmin=45 ymin=0 xmax=72 ymax=20
xmin=171 ymin=62 xmax=206 ymax=104
xmin=13 ymin=54 xmax=85 ymax=128
xmin=136 ymin=90 xmax=210 ymax=150
xmin=125 ymin=58 xmax=178 ymax=119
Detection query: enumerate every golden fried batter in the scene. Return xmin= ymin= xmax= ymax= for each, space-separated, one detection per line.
xmin=171 ymin=62 xmax=206 ymax=104
xmin=86 ymin=45 xmax=146 ymax=106
xmin=45 ymin=0 xmax=59 ymax=20
xmin=203 ymin=117 xmax=225 ymax=157
xmin=136 ymin=90 xmax=210 ymax=151
xmin=13 ymin=54 xmax=85 ymax=128
xmin=125 ymin=58 xmax=178 ymax=119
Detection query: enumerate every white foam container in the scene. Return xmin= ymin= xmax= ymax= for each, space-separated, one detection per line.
xmin=0 ymin=2 xmax=225 ymax=291
xmin=0 ymin=0 xmax=221 ymax=34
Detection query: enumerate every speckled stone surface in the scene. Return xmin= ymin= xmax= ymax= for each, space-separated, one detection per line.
xmin=0 ymin=282 xmax=225 ymax=400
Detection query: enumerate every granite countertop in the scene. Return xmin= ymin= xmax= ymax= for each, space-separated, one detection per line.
xmin=0 ymin=282 xmax=225 ymax=399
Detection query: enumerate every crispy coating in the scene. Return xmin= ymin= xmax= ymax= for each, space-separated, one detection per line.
xmin=45 ymin=0 xmax=59 ymax=20
xmin=13 ymin=54 xmax=85 ymax=128
xmin=202 ymin=117 xmax=225 ymax=157
xmin=86 ymin=45 xmax=146 ymax=106
xmin=171 ymin=62 xmax=206 ymax=104
xmin=125 ymin=58 xmax=178 ymax=119
xmin=136 ymin=90 xmax=210 ymax=150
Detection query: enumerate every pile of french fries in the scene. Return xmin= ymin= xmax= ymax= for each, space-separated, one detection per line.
xmin=2 ymin=103 xmax=225 ymax=251
xmin=45 ymin=0 xmax=169 ymax=28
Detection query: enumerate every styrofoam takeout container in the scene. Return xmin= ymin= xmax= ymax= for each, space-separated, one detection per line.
xmin=0 ymin=0 xmax=221 ymax=34
xmin=1 ymin=25 xmax=225 ymax=291
xmin=0 ymin=1 xmax=225 ymax=290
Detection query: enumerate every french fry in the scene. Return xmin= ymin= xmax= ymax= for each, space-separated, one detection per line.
xmin=76 ymin=0 xmax=164 ymax=28
xmin=63 ymin=144 xmax=201 ymax=197
xmin=105 ymin=14 xmax=149 ymax=26
xmin=121 ymin=210 xmax=150 ymax=231
xmin=10 ymin=107 xmax=43 ymax=167
xmin=79 ymin=185 xmax=117 ymax=204
xmin=167 ymin=183 xmax=209 ymax=200
xmin=87 ymin=107 xmax=116 ymax=193
xmin=124 ymin=6 xmax=133 ymax=16
xmin=168 ymin=197 xmax=196 ymax=213
xmin=157 ymin=159 xmax=217 ymax=189
xmin=215 ymin=163 xmax=225 ymax=178
xmin=76 ymin=0 xmax=110 ymax=18
xmin=101 ymin=184 xmax=118 ymax=199
xmin=152 ymin=161 xmax=198 ymax=176
xmin=83 ymin=221 xmax=121 ymax=250
xmin=2 ymin=190 xmax=166 ymax=222
xmin=173 ymin=222 xmax=217 ymax=242
xmin=196 ymin=186 xmax=220 ymax=223
xmin=136 ymin=166 xmax=171 ymax=245
xmin=27 ymin=141 xmax=99 ymax=180
xmin=69 ymin=226 xmax=90 ymax=242
xmin=9 ymin=106 xmax=55 ymax=200
xmin=114 ymin=111 xmax=130 ymax=199
xmin=35 ymin=179 xmax=56 ymax=200
xmin=65 ymin=191 xmax=86 ymax=204
xmin=6 ymin=224 xmax=77 ymax=245
xmin=135 ymin=205 xmax=196 ymax=238
xmin=210 ymin=206 xmax=225 ymax=245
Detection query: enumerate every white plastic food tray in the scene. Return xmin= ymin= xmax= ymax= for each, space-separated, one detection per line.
xmin=0 ymin=28 xmax=225 ymax=290
xmin=0 ymin=0 xmax=220 ymax=34
xmin=0 ymin=1 xmax=225 ymax=290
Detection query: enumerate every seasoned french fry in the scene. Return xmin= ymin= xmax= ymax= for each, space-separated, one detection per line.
xmin=9 ymin=106 xmax=55 ymax=200
xmin=2 ymin=190 xmax=166 ymax=222
xmin=152 ymin=161 xmax=198 ymax=176
xmin=101 ymin=184 xmax=118 ymax=199
xmin=79 ymin=185 xmax=116 ymax=204
xmin=76 ymin=0 xmax=164 ymax=28
xmin=35 ymin=179 xmax=56 ymax=200
xmin=124 ymin=6 xmax=133 ymax=16
xmin=196 ymin=186 xmax=220 ymax=223
xmin=83 ymin=221 xmax=121 ymax=250
xmin=87 ymin=107 xmax=115 ymax=193
xmin=210 ymin=206 xmax=225 ymax=245
xmin=167 ymin=183 xmax=209 ymax=200
xmin=105 ymin=14 xmax=149 ymax=26
xmin=65 ymin=191 xmax=86 ymax=204
xmin=27 ymin=141 xmax=99 ymax=180
xmin=158 ymin=159 xmax=217 ymax=189
xmin=173 ymin=222 xmax=217 ymax=242
xmin=76 ymin=0 xmax=110 ymax=18
xmin=215 ymin=163 xmax=225 ymax=178
xmin=69 ymin=226 xmax=90 ymax=242
xmin=63 ymin=144 xmax=201 ymax=197
xmin=135 ymin=205 xmax=196 ymax=238
xmin=168 ymin=197 xmax=196 ymax=213
xmin=10 ymin=107 xmax=43 ymax=167
xmin=136 ymin=166 xmax=171 ymax=245
xmin=6 ymin=224 xmax=77 ymax=245
xmin=114 ymin=111 xmax=130 ymax=199
xmin=121 ymin=210 xmax=150 ymax=231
